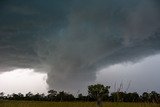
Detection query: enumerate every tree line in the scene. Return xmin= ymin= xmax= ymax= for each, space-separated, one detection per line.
xmin=0 ymin=84 xmax=160 ymax=103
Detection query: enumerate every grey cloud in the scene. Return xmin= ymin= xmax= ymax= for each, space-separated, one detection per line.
xmin=0 ymin=0 xmax=160 ymax=92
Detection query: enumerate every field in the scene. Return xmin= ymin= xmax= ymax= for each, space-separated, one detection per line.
xmin=0 ymin=101 xmax=160 ymax=107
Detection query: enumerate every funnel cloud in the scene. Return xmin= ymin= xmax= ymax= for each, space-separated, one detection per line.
xmin=0 ymin=0 xmax=160 ymax=92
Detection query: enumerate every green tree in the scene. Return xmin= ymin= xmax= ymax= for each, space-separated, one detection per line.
xmin=142 ymin=92 xmax=150 ymax=102
xmin=56 ymin=91 xmax=74 ymax=101
xmin=47 ymin=89 xmax=57 ymax=101
xmin=0 ymin=92 xmax=4 ymax=100
xmin=150 ymin=91 xmax=159 ymax=103
xmin=25 ymin=92 xmax=33 ymax=100
xmin=88 ymin=84 xmax=110 ymax=107
xmin=11 ymin=93 xmax=24 ymax=100
xmin=48 ymin=90 xmax=57 ymax=96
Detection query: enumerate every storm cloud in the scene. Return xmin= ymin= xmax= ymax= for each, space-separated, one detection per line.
xmin=0 ymin=0 xmax=160 ymax=92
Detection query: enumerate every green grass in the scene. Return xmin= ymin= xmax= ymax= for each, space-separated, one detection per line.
xmin=0 ymin=101 xmax=160 ymax=107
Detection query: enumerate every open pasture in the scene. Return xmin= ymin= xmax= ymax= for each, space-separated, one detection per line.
xmin=0 ymin=101 xmax=160 ymax=107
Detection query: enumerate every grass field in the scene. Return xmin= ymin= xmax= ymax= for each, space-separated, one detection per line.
xmin=0 ymin=101 xmax=160 ymax=107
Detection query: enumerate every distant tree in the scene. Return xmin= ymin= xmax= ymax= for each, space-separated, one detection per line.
xmin=47 ymin=89 xmax=57 ymax=101
xmin=78 ymin=93 xmax=86 ymax=101
xmin=11 ymin=93 xmax=24 ymax=100
xmin=0 ymin=92 xmax=4 ymax=100
xmin=78 ymin=93 xmax=83 ymax=99
xmin=110 ymin=92 xmax=140 ymax=102
xmin=32 ymin=93 xmax=45 ymax=101
xmin=142 ymin=92 xmax=150 ymax=102
xmin=88 ymin=84 xmax=110 ymax=107
xmin=110 ymin=92 xmax=125 ymax=102
xmin=18 ymin=93 xmax=24 ymax=97
xmin=150 ymin=91 xmax=159 ymax=103
xmin=56 ymin=91 xmax=74 ymax=101
xmin=131 ymin=92 xmax=139 ymax=102
xmin=26 ymin=92 xmax=33 ymax=97
xmin=25 ymin=92 xmax=33 ymax=100
xmin=125 ymin=92 xmax=139 ymax=102
xmin=48 ymin=90 xmax=57 ymax=96
xmin=110 ymin=92 xmax=118 ymax=102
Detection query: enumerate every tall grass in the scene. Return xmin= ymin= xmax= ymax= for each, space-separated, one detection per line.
xmin=0 ymin=101 xmax=160 ymax=107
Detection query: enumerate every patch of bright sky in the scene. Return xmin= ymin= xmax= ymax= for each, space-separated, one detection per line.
xmin=96 ymin=54 xmax=160 ymax=94
xmin=0 ymin=69 xmax=48 ymax=95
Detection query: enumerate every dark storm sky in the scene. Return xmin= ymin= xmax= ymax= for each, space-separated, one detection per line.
xmin=0 ymin=0 xmax=160 ymax=92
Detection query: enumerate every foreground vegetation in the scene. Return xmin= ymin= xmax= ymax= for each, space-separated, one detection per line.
xmin=1 ymin=84 xmax=160 ymax=104
xmin=0 ymin=101 xmax=160 ymax=107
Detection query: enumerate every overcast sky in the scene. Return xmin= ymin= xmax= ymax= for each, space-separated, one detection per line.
xmin=0 ymin=0 xmax=160 ymax=94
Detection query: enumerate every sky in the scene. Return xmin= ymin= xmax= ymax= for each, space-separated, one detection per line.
xmin=96 ymin=54 xmax=160 ymax=94
xmin=0 ymin=69 xmax=48 ymax=94
xmin=0 ymin=0 xmax=160 ymax=94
